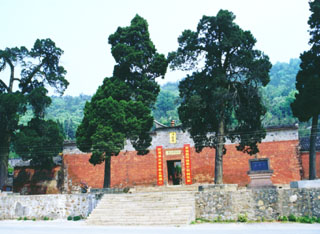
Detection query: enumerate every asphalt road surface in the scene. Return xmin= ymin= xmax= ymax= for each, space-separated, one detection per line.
xmin=0 ymin=220 xmax=319 ymax=234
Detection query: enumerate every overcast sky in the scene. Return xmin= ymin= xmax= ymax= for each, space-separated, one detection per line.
xmin=0 ymin=0 xmax=311 ymax=96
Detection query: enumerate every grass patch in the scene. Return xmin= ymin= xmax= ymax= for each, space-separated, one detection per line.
xmin=192 ymin=214 xmax=320 ymax=224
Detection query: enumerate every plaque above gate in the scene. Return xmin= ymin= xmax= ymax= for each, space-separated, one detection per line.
xmin=165 ymin=150 xmax=182 ymax=156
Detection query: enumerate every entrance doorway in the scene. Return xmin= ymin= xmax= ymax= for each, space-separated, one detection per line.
xmin=167 ymin=160 xmax=182 ymax=185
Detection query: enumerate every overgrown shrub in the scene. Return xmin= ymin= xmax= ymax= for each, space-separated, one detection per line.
xmin=288 ymin=214 xmax=297 ymax=222
xmin=278 ymin=216 xmax=288 ymax=221
xmin=298 ymin=216 xmax=314 ymax=224
xmin=73 ymin=216 xmax=81 ymax=221
xmin=237 ymin=214 xmax=248 ymax=222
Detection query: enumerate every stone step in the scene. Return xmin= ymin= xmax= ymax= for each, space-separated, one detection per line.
xmin=89 ymin=207 xmax=193 ymax=214
xmin=97 ymin=201 xmax=194 ymax=205
xmin=99 ymin=193 xmax=196 ymax=199
xmin=130 ymin=185 xmax=199 ymax=193
xmin=94 ymin=205 xmax=193 ymax=210
xmin=87 ymin=216 xmax=193 ymax=223
xmin=87 ymin=220 xmax=190 ymax=226
xmin=96 ymin=201 xmax=194 ymax=206
xmin=96 ymin=196 xmax=195 ymax=201
xmin=89 ymin=210 xmax=192 ymax=217
xmin=88 ymin=215 xmax=192 ymax=220
xmin=98 ymin=196 xmax=195 ymax=201
xmin=87 ymin=217 xmax=194 ymax=225
xmin=87 ymin=191 xmax=196 ymax=225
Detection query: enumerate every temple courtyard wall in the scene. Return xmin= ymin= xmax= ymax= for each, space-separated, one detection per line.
xmin=12 ymin=125 xmax=320 ymax=194
xmin=60 ymin=126 xmax=303 ymax=191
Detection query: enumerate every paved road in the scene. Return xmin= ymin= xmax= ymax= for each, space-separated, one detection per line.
xmin=0 ymin=220 xmax=319 ymax=234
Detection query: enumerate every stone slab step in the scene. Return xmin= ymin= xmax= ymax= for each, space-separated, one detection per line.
xmin=87 ymin=220 xmax=190 ymax=226
xmin=97 ymin=201 xmax=194 ymax=205
xmin=130 ymin=185 xmax=199 ymax=193
xmin=87 ymin=191 xmax=196 ymax=226
xmin=90 ymin=210 xmax=190 ymax=218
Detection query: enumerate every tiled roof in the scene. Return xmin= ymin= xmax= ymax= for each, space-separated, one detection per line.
xmin=299 ymin=136 xmax=320 ymax=151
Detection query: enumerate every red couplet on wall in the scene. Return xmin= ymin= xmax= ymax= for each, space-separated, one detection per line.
xmin=156 ymin=146 xmax=164 ymax=186
xmin=184 ymin=144 xmax=192 ymax=185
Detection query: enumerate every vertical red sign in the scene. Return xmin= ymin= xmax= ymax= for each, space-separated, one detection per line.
xmin=156 ymin=146 xmax=164 ymax=186
xmin=184 ymin=144 xmax=192 ymax=185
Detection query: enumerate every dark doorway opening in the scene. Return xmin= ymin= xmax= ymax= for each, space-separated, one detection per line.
xmin=167 ymin=160 xmax=182 ymax=185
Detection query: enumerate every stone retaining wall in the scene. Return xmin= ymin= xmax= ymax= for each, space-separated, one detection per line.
xmin=0 ymin=194 xmax=99 ymax=220
xmin=196 ymin=186 xmax=320 ymax=221
xmin=1 ymin=187 xmax=319 ymax=221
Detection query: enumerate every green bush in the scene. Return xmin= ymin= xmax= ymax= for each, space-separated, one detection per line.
xmin=67 ymin=216 xmax=72 ymax=221
xmin=298 ymin=216 xmax=314 ymax=224
xmin=8 ymin=165 xmax=14 ymax=174
xmin=288 ymin=214 xmax=297 ymax=222
xmin=237 ymin=214 xmax=248 ymax=223
xmin=278 ymin=216 xmax=288 ymax=222
xmin=317 ymin=217 xmax=320 ymax=223
xmin=73 ymin=216 xmax=81 ymax=221
xmin=23 ymin=217 xmax=28 ymax=221
xmin=43 ymin=216 xmax=49 ymax=221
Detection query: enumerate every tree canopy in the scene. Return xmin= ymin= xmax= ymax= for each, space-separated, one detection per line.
xmin=291 ymin=0 xmax=320 ymax=180
xmin=169 ymin=10 xmax=271 ymax=184
xmin=14 ymin=118 xmax=64 ymax=167
xmin=0 ymin=38 xmax=68 ymax=188
xmin=76 ymin=15 xmax=167 ymax=187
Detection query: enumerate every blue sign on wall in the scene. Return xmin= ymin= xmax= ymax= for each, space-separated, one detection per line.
xmin=250 ymin=160 xmax=269 ymax=171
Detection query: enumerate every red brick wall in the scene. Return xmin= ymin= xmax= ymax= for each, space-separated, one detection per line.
xmin=300 ymin=152 xmax=320 ymax=179
xmin=111 ymin=150 xmax=158 ymax=187
xmin=222 ymin=140 xmax=301 ymax=186
xmin=63 ymin=154 xmax=105 ymax=188
xmin=64 ymin=140 xmax=302 ymax=188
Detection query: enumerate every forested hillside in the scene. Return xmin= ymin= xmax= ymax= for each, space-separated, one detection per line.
xmin=19 ymin=59 xmax=306 ymax=140
xmin=262 ymin=59 xmax=300 ymax=126
xmin=19 ymin=94 xmax=91 ymax=140
xmin=153 ymin=82 xmax=180 ymax=126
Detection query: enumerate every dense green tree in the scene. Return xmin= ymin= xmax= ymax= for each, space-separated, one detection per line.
xmin=0 ymin=38 xmax=68 ymax=188
xmin=14 ymin=118 xmax=64 ymax=167
xmin=76 ymin=15 xmax=167 ymax=187
xmin=169 ymin=10 xmax=271 ymax=184
xmin=291 ymin=0 xmax=320 ymax=180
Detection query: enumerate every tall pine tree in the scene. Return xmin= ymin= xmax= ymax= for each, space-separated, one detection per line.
xmin=0 ymin=39 xmax=68 ymax=188
xmin=291 ymin=0 xmax=320 ymax=180
xmin=169 ymin=10 xmax=271 ymax=184
xmin=76 ymin=15 xmax=167 ymax=187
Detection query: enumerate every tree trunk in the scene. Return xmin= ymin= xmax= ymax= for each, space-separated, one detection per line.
xmin=103 ymin=156 xmax=111 ymax=188
xmin=215 ymin=120 xmax=225 ymax=184
xmin=309 ymin=114 xmax=318 ymax=180
xmin=0 ymin=134 xmax=10 ymax=190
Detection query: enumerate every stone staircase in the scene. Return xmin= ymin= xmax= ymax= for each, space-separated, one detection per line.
xmin=86 ymin=191 xmax=196 ymax=226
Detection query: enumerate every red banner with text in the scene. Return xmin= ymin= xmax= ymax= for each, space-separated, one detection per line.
xmin=156 ymin=146 xmax=164 ymax=186
xmin=184 ymin=144 xmax=192 ymax=185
